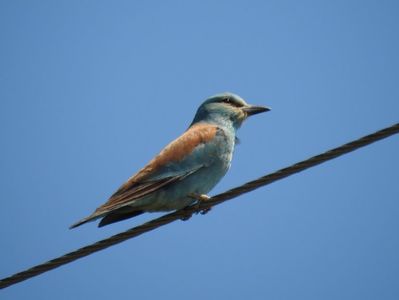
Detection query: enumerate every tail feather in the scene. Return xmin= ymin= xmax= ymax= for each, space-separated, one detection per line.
xmin=69 ymin=213 xmax=101 ymax=229
xmin=70 ymin=208 xmax=144 ymax=229
xmin=98 ymin=210 xmax=144 ymax=227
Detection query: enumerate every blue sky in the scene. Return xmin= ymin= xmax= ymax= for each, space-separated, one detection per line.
xmin=1 ymin=0 xmax=398 ymax=299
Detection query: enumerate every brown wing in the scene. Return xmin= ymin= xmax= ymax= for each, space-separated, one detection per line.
xmin=96 ymin=123 xmax=217 ymax=213
xmin=69 ymin=123 xmax=218 ymax=229
xmin=96 ymin=167 xmax=201 ymax=213
xmin=69 ymin=169 xmax=200 ymax=229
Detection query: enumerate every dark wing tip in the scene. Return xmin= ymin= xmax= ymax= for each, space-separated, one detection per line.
xmin=69 ymin=219 xmax=86 ymax=229
xmin=98 ymin=210 xmax=144 ymax=227
xmin=69 ymin=214 xmax=99 ymax=229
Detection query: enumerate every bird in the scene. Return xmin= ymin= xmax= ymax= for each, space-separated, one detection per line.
xmin=70 ymin=92 xmax=270 ymax=229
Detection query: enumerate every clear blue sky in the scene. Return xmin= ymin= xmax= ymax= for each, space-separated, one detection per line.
xmin=1 ymin=1 xmax=398 ymax=299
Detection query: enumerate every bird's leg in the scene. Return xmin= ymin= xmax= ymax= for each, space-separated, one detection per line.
xmin=180 ymin=208 xmax=194 ymax=221
xmin=188 ymin=193 xmax=212 ymax=215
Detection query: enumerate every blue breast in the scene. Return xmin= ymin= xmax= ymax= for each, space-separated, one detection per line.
xmin=132 ymin=126 xmax=236 ymax=211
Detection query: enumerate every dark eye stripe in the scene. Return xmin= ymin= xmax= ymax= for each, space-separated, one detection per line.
xmin=222 ymin=98 xmax=243 ymax=107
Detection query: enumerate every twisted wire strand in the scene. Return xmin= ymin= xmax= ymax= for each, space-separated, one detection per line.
xmin=1 ymin=123 xmax=398 ymax=290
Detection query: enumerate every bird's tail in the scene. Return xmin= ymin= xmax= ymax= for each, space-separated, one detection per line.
xmin=69 ymin=209 xmax=145 ymax=229
xmin=69 ymin=213 xmax=101 ymax=229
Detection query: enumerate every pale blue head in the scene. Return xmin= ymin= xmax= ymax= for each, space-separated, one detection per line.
xmin=191 ymin=92 xmax=270 ymax=130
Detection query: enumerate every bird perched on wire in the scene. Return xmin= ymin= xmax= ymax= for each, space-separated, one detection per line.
xmin=70 ymin=92 xmax=270 ymax=228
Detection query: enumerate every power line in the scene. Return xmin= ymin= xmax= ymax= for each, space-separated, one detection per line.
xmin=1 ymin=123 xmax=398 ymax=290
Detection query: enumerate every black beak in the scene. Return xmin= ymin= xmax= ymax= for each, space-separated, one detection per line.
xmin=242 ymin=105 xmax=271 ymax=116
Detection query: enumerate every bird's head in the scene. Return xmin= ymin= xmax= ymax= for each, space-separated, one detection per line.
xmin=191 ymin=92 xmax=270 ymax=130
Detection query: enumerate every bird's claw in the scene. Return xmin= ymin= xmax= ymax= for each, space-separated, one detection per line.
xmin=180 ymin=213 xmax=192 ymax=221
xmin=188 ymin=193 xmax=212 ymax=215
xmin=180 ymin=193 xmax=213 ymax=221
xmin=199 ymin=207 xmax=212 ymax=215
xmin=180 ymin=205 xmax=195 ymax=221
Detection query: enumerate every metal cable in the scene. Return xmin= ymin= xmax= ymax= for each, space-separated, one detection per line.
xmin=1 ymin=123 xmax=398 ymax=290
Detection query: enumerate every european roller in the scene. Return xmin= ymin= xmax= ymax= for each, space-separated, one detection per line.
xmin=70 ymin=92 xmax=270 ymax=228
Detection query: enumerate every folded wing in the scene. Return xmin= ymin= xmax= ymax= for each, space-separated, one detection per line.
xmin=69 ymin=123 xmax=218 ymax=228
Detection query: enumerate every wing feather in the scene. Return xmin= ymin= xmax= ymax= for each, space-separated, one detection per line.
xmin=96 ymin=167 xmax=201 ymax=213
xmin=94 ymin=123 xmax=218 ymax=214
xmin=70 ymin=123 xmax=218 ymax=229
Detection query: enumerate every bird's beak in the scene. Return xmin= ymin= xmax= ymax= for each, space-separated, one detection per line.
xmin=242 ymin=105 xmax=271 ymax=116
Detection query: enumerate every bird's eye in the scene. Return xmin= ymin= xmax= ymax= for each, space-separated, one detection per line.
xmin=221 ymin=97 xmax=243 ymax=108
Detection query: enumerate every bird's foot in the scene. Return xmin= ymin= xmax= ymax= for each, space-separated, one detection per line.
xmin=188 ymin=193 xmax=212 ymax=215
xmin=180 ymin=193 xmax=213 ymax=221
xmin=180 ymin=209 xmax=193 ymax=221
